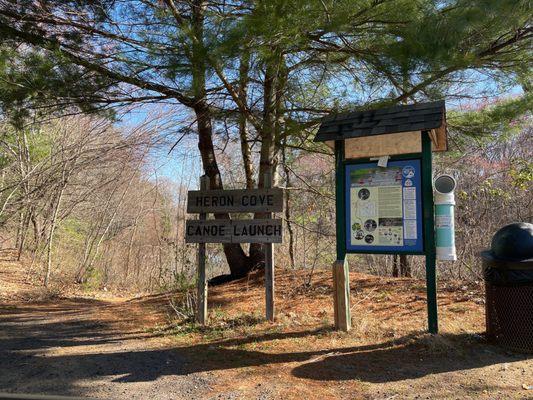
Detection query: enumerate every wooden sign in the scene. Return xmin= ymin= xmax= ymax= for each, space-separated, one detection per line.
xmin=188 ymin=172 xmax=280 ymax=326
xmin=185 ymin=219 xmax=282 ymax=243
xmin=187 ymin=188 xmax=283 ymax=213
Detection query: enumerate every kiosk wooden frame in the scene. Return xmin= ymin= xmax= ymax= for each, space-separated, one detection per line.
xmin=315 ymin=101 xmax=448 ymax=333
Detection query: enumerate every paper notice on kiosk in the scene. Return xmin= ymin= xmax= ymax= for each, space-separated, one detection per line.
xmin=347 ymin=163 xmax=422 ymax=249
xmin=378 ymin=187 xmax=402 ymax=217
xmin=403 ymin=199 xmax=417 ymax=219
xmin=347 ymin=161 xmax=422 ymax=251
xmin=403 ymin=219 xmax=417 ymax=239
xmin=403 ymin=187 xmax=416 ymax=200
xmin=348 ymin=166 xmax=405 ymax=247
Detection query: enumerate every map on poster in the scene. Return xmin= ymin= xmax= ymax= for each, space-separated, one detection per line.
xmin=345 ymin=159 xmax=424 ymax=253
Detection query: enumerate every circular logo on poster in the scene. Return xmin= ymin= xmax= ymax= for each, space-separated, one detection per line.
xmin=402 ymin=166 xmax=415 ymax=179
xmin=364 ymin=219 xmax=377 ymax=232
xmin=358 ymin=188 xmax=370 ymax=200
xmin=364 ymin=234 xmax=374 ymax=244
xmin=354 ymin=230 xmax=364 ymax=240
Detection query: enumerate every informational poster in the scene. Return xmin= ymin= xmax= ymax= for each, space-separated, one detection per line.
xmin=345 ymin=159 xmax=424 ymax=253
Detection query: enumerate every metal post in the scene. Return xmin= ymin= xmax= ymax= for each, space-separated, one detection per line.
xmin=264 ymin=169 xmax=275 ymax=321
xmin=196 ymin=175 xmax=209 ymax=325
xmin=422 ymin=131 xmax=438 ymax=334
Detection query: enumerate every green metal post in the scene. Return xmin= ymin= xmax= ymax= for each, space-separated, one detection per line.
xmin=422 ymin=131 xmax=438 ymax=334
xmin=335 ymin=140 xmax=346 ymax=261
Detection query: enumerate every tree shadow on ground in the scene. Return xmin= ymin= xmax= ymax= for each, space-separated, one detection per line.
xmin=0 ymin=299 xmax=167 ymax=356
xmin=0 ymin=302 xmax=531 ymax=396
xmin=290 ymin=333 xmax=530 ymax=383
xmin=96 ymin=332 xmax=530 ymax=384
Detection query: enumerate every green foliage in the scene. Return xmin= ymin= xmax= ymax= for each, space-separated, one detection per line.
xmin=160 ymin=271 xmax=195 ymax=293
xmin=510 ymin=160 xmax=533 ymax=190
xmin=448 ymin=94 xmax=532 ymax=144
xmin=28 ymin=131 xmax=53 ymax=162
xmin=57 ymin=217 xmax=87 ymax=246
xmin=0 ymin=0 xmax=530 ymax=123
xmin=391 ymin=0 xmax=531 ymax=67
xmin=0 ymin=45 xmax=115 ymax=127
xmin=480 ymin=179 xmax=512 ymax=201
xmin=0 ymin=125 xmax=14 ymax=169
xmin=81 ymin=267 xmax=104 ymax=291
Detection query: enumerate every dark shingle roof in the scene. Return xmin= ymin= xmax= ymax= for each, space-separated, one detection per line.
xmin=314 ymin=100 xmax=446 ymax=142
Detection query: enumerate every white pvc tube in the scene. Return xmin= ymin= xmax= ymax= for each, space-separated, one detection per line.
xmin=434 ymin=175 xmax=457 ymax=261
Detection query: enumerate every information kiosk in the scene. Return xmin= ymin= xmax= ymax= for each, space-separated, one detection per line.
xmin=314 ymin=101 xmax=448 ymax=333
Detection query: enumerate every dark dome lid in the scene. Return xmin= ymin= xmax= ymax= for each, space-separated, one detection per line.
xmin=491 ymin=222 xmax=533 ymax=261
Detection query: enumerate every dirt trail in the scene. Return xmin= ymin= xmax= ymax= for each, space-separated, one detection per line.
xmin=0 ymin=296 xmax=217 ymax=399
xmin=1 ymin=250 xmax=532 ymax=399
xmin=0 ymin=250 xmax=216 ymax=399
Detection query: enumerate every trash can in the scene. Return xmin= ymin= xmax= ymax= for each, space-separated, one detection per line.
xmin=481 ymin=222 xmax=533 ymax=353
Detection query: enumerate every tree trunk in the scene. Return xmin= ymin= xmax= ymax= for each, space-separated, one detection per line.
xmin=15 ymin=212 xmax=22 ymax=249
xmin=190 ymin=2 xmax=258 ymax=280
xmin=282 ymin=139 xmax=295 ymax=269
xmin=125 ymin=203 xmax=144 ymax=280
xmin=194 ymin=101 xmax=253 ymax=278
xmin=17 ymin=212 xmax=31 ymax=261
xmin=392 ymin=255 xmax=399 ymax=277
xmin=44 ymin=184 xmax=65 ymax=287
xmin=400 ymin=254 xmax=411 ymax=277
xmin=238 ymin=51 xmax=254 ymax=190
xmin=247 ymin=53 xmax=284 ymax=267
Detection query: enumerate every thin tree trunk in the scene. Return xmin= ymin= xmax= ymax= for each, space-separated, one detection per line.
xmin=250 ymin=54 xmax=285 ymax=265
xmin=238 ymin=50 xmax=255 ymax=190
xmin=16 ymin=128 xmax=31 ymax=259
xmin=16 ymin=211 xmax=31 ymax=261
xmin=15 ymin=212 xmax=24 ymax=250
xmin=44 ymin=185 xmax=65 ymax=287
xmin=125 ymin=203 xmax=144 ymax=280
xmin=282 ymin=139 xmax=295 ymax=269
xmin=400 ymin=254 xmax=410 ymax=277
xmin=392 ymin=255 xmax=399 ymax=277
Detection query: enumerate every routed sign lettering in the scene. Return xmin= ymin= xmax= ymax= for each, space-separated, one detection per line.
xmin=185 ymin=219 xmax=282 ymax=243
xmin=187 ymin=188 xmax=283 ymax=213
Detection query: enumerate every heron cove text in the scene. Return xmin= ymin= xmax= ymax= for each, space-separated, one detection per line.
xmin=186 ymin=189 xmax=283 ymax=213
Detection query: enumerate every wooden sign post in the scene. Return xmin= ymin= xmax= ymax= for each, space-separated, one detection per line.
xmin=186 ymin=174 xmax=283 ymax=324
xmin=197 ymin=175 xmax=209 ymax=325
